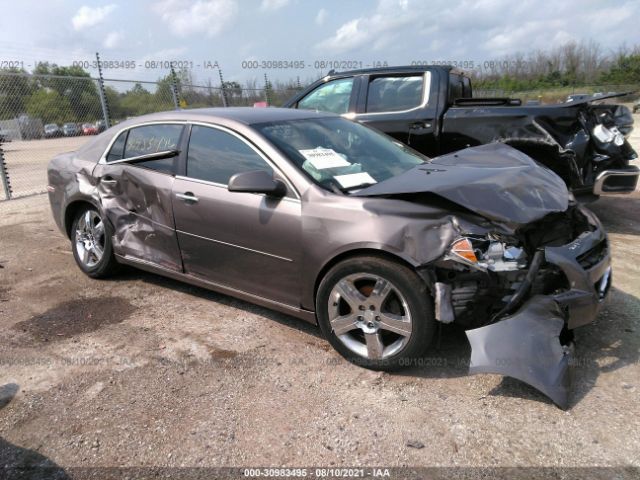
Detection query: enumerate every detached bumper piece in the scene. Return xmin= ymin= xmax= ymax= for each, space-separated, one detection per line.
xmin=466 ymin=226 xmax=611 ymax=408
xmin=467 ymin=296 xmax=572 ymax=408
xmin=593 ymin=165 xmax=639 ymax=194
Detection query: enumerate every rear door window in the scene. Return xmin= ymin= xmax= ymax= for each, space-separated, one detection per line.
xmin=124 ymin=124 xmax=182 ymax=158
xmin=366 ymin=75 xmax=424 ymax=113
xmin=106 ymin=124 xmax=183 ymax=174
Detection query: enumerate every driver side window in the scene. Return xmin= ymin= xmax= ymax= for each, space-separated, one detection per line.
xmin=186 ymin=125 xmax=273 ymax=185
xmin=297 ymin=78 xmax=354 ymax=114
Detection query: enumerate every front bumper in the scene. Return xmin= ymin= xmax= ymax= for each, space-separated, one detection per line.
xmin=466 ymin=215 xmax=611 ymax=408
xmin=546 ymin=220 xmax=611 ymax=329
xmin=593 ymin=166 xmax=639 ymax=195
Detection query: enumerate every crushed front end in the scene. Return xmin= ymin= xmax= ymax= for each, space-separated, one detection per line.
xmin=580 ymin=105 xmax=639 ymax=195
xmin=427 ymin=204 xmax=611 ymax=408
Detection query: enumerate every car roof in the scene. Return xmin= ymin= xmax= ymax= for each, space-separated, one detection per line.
xmin=120 ymin=107 xmax=336 ymax=126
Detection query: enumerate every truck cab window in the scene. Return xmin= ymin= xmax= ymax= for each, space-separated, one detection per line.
xmin=297 ymin=78 xmax=354 ymax=114
xmin=366 ymin=76 xmax=424 ymax=113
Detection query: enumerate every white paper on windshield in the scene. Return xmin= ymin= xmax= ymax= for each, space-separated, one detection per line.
xmin=299 ymin=148 xmax=350 ymax=169
xmin=334 ymin=172 xmax=377 ymax=189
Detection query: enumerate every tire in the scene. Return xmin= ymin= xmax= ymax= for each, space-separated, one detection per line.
xmin=316 ymin=256 xmax=436 ymax=371
xmin=70 ymin=206 xmax=119 ymax=278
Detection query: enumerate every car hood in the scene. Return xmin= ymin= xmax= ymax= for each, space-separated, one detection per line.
xmin=357 ymin=143 xmax=569 ymax=225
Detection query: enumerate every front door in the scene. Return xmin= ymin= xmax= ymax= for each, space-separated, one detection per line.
xmin=172 ymin=124 xmax=302 ymax=307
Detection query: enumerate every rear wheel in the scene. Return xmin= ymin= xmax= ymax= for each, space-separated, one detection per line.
xmin=316 ymin=256 xmax=435 ymax=370
xmin=71 ymin=206 xmax=118 ymax=278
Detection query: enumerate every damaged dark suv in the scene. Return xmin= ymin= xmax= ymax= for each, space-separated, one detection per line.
xmin=47 ymin=108 xmax=611 ymax=408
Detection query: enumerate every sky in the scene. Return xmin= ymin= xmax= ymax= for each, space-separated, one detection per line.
xmin=0 ymin=0 xmax=638 ymax=86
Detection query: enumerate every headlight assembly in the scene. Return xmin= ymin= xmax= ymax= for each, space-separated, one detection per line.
xmin=592 ymin=124 xmax=624 ymax=146
xmin=448 ymin=236 xmax=527 ymax=272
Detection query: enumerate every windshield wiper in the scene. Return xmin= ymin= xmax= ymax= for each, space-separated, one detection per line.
xmin=341 ymin=182 xmax=377 ymax=194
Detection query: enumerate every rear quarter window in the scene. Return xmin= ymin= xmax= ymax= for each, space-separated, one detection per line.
xmin=106 ymin=131 xmax=127 ymax=162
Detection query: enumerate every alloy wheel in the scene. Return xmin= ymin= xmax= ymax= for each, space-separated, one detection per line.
xmin=75 ymin=210 xmax=105 ymax=268
xmin=327 ymin=273 xmax=413 ymax=360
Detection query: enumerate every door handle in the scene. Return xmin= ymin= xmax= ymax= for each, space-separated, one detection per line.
xmin=410 ymin=121 xmax=431 ymax=130
xmin=101 ymin=177 xmax=117 ymax=185
xmin=176 ymin=192 xmax=199 ymax=203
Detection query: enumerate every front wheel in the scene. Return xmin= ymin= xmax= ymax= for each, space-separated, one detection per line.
xmin=316 ymin=256 xmax=435 ymax=370
xmin=71 ymin=206 xmax=118 ymax=278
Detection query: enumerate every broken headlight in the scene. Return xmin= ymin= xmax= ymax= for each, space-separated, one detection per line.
xmin=447 ymin=236 xmax=527 ymax=272
xmin=592 ymin=124 xmax=624 ymax=146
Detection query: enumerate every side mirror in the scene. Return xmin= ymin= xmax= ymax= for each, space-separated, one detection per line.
xmin=228 ymin=170 xmax=287 ymax=197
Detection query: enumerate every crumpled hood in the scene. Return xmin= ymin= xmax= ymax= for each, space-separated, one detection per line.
xmin=357 ymin=143 xmax=569 ymax=225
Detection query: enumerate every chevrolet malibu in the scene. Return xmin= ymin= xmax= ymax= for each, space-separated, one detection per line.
xmin=47 ymin=108 xmax=612 ymax=407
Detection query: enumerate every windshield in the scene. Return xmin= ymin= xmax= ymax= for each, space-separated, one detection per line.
xmin=254 ymin=117 xmax=427 ymax=192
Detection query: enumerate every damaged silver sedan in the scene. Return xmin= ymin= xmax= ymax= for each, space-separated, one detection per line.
xmin=47 ymin=108 xmax=611 ymax=408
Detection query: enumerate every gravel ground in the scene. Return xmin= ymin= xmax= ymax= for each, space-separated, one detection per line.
xmin=0 ymin=119 xmax=638 ymax=479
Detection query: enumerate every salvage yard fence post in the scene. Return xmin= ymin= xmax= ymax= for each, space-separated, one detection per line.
xmin=170 ymin=66 xmax=180 ymax=110
xmin=218 ymin=68 xmax=228 ymax=108
xmin=264 ymin=73 xmax=272 ymax=106
xmin=95 ymin=52 xmax=111 ymax=129
xmin=0 ymin=143 xmax=12 ymax=200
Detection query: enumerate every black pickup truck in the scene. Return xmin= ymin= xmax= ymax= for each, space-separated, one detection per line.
xmin=284 ymin=66 xmax=639 ymax=196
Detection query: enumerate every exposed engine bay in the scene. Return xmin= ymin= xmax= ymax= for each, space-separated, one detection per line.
xmin=431 ymin=205 xmax=595 ymax=328
xmin=419 ymin=204 xmax=610 ymax=408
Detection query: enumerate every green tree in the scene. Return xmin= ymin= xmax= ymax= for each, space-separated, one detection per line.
xmin=154 ymin=74 xmax=180 ymax=109
xmin=222 ymin=81 xmax=242 ymax=100
xmin=601 ymin=53 xmax=640 ymax=84
xmin=32 ymin=62 xmax=101 ymax=121
xmin=104 ymin=86 xmax=123 ymax=120
xmin=120 ymin=83 xmax=157 ymax=116
xmin=0 ymin=68 xmax=33 ymax=120
xmin=25 ymin=89 xmax=71 ymax=124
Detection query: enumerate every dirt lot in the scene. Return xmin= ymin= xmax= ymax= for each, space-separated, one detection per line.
xmin=0 ymin=124 xmax=638 ymax=478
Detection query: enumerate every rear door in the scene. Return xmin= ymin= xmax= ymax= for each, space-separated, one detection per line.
xmin=172 ymin=124 xmax=302 ymax=306
xmin=353 ymin=72 xmax=439 ymax=156
xmin=93 ymin=123 xmax=185 ymax=272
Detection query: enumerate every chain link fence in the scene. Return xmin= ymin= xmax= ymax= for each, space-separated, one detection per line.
xmin=0 ymin=73 xmax=106 ymax=200
xmin=1 ymin=69 xmax=634 ymax=203
xmin=0 ymin=70 xmax=301 ymax=202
